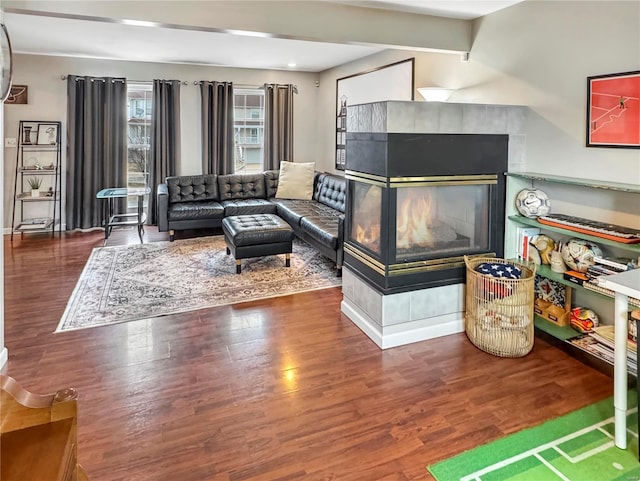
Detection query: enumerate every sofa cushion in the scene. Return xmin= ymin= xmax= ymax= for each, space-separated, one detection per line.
xmin=314 ymin=173 xmax=346 ymax=213
xmin=300 ymin=214 xmax=341 ymax=250
xmin=272 ymin=199 xmax=319 ymax=226
xmin=167 ymin=175 xmax=218 ymax=203
xmin=222 ymin=198 xmax=277 ymax=216
xmin=264 ymin=170 xmax=279 ymax=198
xmin=275 ymin=161 xmax=315 ymax=200
xmin=167 ymin=201 xmax=224 ymax=221
xmin=218 ymin=174 xmax=266 ymax=200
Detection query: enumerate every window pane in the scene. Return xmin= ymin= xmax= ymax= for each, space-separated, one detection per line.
xmin=234 ymin=88 xmax=264 ymax=174
xmin=127 ymin=82 xmax=152 ymax=212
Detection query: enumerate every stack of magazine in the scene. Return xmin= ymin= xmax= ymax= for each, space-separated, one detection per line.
xmin=587 ymin=256 xmax=637 ymax=280
xmin=583 ymin=257 xmax=640 ymax=306
xmin=570 ymin=325 xmax=637 ymax=376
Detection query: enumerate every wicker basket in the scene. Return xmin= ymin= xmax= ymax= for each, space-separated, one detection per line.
xmin=464 ymin=256 xmax=537 ymax=358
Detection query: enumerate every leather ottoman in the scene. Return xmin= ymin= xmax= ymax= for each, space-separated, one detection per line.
xmin=222 ymin=214 xmax=295 ymax=274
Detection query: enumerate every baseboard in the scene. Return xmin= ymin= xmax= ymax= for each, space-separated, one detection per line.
xmin=341 ymin=299 xmax=464 ymax=349
xmin=4 ymin=223 xmax=71 ymax=236
xmin=0 ymin=347 xmax=8 ymax=370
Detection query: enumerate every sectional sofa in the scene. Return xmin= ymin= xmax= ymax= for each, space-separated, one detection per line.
xmin=156 ymin=170 xmax=347 ymax=275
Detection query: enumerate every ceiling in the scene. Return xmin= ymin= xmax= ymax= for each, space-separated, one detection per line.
xmin=3 ymin=1 xmax=523 ymax=73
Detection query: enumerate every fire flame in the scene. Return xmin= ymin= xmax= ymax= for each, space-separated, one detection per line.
xmin=397 ymin=190 xmax=436 ymax=249
xmin=356 ymin=223 xmax=380 ymax=250
xmin=353 ymin=186 xmax=457 ymax=253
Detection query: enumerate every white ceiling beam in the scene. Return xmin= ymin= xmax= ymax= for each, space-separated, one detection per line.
xmin=2 ymin=0 xmax=472 ymax=54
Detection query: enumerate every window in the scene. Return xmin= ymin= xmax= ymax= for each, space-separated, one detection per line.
xmin=127 ymin=82 xmax=152 ymax=211
xmin=234 ymin=89 xmax=264 ymax=174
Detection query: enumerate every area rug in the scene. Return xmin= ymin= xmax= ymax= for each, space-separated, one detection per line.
xmin=56 ymin=236 xmax=342 ymax=332
xmin=428 ymin=391 xmax=639 ymax=481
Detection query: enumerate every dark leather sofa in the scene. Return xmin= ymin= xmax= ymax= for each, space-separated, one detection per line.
xmin=156 ymin=170 xmax=346 ymax=274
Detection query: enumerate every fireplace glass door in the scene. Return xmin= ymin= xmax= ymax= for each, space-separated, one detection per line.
xmin=395 ymin=184 xmax=489 ymax=263
xmin=350 ymin=182 xmax=382 ymax=256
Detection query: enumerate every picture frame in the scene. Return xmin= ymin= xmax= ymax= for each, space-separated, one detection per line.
xmin=4 ymin=84 xmax=27 ymax=104
xmin=534 ymin=275 xmax=572 ymax=326
xmin=586 ymin=70 xmax=640 ymax=148
xmin=335 ymin=58 xmax=414 ymax=170
xmin=37 ymin=123 xmax=58 ymax=145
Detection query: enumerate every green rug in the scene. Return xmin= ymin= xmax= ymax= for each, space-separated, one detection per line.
xmin=429 ymin=391 xmax=639 ymax=481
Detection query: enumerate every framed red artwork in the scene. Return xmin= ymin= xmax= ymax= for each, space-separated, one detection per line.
xmin=586 ymin=70 xmax=640 ymax=148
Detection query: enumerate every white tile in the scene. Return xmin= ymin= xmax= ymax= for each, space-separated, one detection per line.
xmin=439 ymin=104 xmax=463 ymax=133
xmin=347 ymin=105 xmax=359 ymax=133
xmin=507 ymin=107 xmax=527 ymax=134
xmin=381 ymin=292 xmax=411 ymax=325
xmin=351 ymin=273 xmax=382 ymax=324
xmin=387 ymin=101 xmax=416 ymax=132
xmin=371 ymin=102 xmax=387 ymax=132
xmin=341 ymin=268 xmax=355 ymax=301
xmin=359 ymin=104 xmax=373 ymax=132
xmin=414 ymin=102 xmax=440 ymax=133
xmin=409 ymin=283 xmax=464 ymax=320
xmin=486 ymin=105 xmax=508 ymax=133
xmin=462 ymin=104 xmax=487 ymax=133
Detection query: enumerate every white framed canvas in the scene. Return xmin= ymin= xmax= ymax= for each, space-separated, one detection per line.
xmin=37 ymin=123 xmax=58 ymax=145
xmin=335 ymin=58 xmax=414 ymax=170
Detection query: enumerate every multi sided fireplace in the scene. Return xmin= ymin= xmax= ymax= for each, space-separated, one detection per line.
xmin=344 ymin=133 xmax=509 ymax=294
xmin=340 ymin=100 xmax=527 ymax=349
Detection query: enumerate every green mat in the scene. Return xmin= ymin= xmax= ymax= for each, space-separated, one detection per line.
xmin=429 ymin=391 xmax=639 ymax=481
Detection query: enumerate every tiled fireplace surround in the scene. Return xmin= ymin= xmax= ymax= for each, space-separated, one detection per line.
xmin=340 ymin=100 xmax=528 ymax=349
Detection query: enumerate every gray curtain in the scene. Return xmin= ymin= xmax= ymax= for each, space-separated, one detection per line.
xmin=66 ymin=75 xmax=127 ymax=230
xmin=149 ymin=79 xmax=181 ymax=225
xmin=200 ymin=81 xmax=234 ymax=175
xmin=263 ymin=84 xmax=295 ymax=171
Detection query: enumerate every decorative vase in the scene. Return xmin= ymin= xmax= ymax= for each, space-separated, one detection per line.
xmin=22 ymin=125 xmax=32 ymax=145
xmin=550 ymin=250 xmax=566 ymax=273
xmin=31 ymin=189 xmax=40 ymax=198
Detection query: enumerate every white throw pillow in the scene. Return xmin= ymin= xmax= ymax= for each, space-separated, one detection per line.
xmin=275 ymin=161 xmax=316 ymax=200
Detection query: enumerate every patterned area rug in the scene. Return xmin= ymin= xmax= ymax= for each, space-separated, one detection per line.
xmin=56 ymin=236 xmax=342 ymax=332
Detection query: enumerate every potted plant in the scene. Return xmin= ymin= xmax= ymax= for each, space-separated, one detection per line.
xmin=27 ymin=177 xmax=43 ymax=197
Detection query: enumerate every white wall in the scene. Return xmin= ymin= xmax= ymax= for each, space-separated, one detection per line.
xmin=8 ymin=1 xmax=638 ymax=228
xmin=318 ymin=0 xmax=640 ymax=186
xmin=2 ymin=54 xmax=320 ymax=228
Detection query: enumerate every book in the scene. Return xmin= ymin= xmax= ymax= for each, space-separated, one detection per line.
xmin=515 ymin=227 xmax=540 ymax=261
xmin=564 ymin=270 xmax=587 ymax=285
xmin=589 ymin=325 xmax=636 ymax=355
xmin=592 ymin=256 xmax=636 ymax=272
xmin=587 ymin=264 xmax=620 ymax=278
xmin=17 ymin=217 xmax=53 ymax=230
xmin=570 ymin=335 xmax=638 ymax=376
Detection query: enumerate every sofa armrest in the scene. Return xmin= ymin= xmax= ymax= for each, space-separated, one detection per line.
xmin=157 ymin=183 xmax=169 ymax=232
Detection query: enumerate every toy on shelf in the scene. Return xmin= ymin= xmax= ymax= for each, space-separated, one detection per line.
xmin=561 ymin=238 xmax=603 ymax=273
xmin=570 ymin=307 xmax=600 ymax=333
xmin=515 ymin=188 xmax=551 ymax=218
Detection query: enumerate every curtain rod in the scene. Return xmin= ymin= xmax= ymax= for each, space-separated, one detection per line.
xmin=194 ymin=81 xmax=297 ymax=93
xmin=60 ymin=75 xmax=188 ymax=85
xmin=263 ymin=83 xmax=298 ymax=94
xmin=59 ymin=76 xmax=295 ymax=92
xmin=194 ymin=80 xmax=234 ymax=86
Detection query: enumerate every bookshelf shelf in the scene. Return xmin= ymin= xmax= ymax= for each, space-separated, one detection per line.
xmin=11 ymin=120 xmax=62 ymax=238
xmin=506 ymin=171 xmax=640 ymax=376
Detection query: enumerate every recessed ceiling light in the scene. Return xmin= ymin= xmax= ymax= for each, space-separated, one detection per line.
xmin=287 ymin=62 xmax=296 ymax=68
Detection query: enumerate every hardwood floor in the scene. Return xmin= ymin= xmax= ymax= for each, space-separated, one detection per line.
xmin=2 ymin=228 xmax=613 ymax=481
